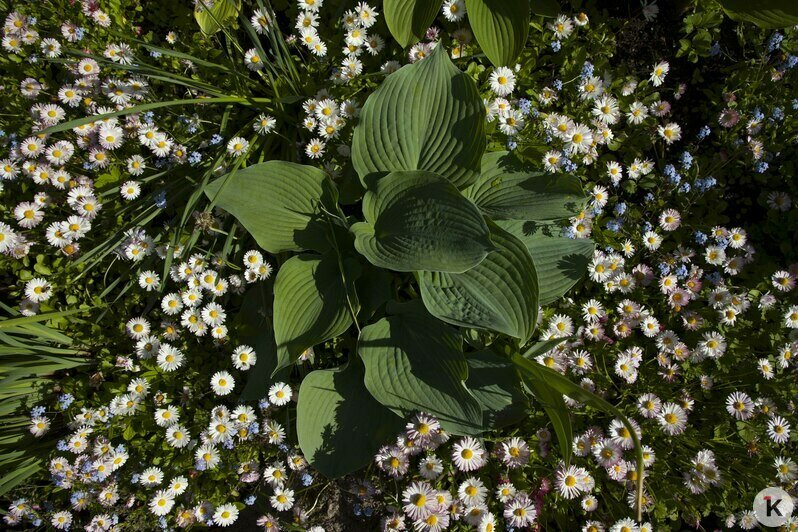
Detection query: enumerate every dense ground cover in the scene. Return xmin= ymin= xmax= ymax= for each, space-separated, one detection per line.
xmin=0 ymin=0 xmax=797 ymax=530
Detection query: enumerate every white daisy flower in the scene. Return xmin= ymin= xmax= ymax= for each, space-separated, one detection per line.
xmin=138 ymin=270 xmax=160 ymax=291
xmin=25 ymin=277 xmax=52 ymax=302
xmin=442 ymin=0 xmax=466 ymax=22
xmin=657 ymin=122 xmax=682 ymax=144
xmin=157 ymin=344 xmax=185 ymax=372
xmin=650 ymin=60 xmax=670 ymax=86
xmin=270 ymin=488 xmax=295 ymax=512
xmin=120 ymin=180 xmax=141 ymax=201
xmin=268 ymin=382 xmax=292 ymax=405
xmin=767 ymin=416 xmax=791 ymax=444
xmin=148 ymin=490 xmax=174 ymax=516
xmin=232 ymin=345 xmax=257 ymax=370
xmin=226 ymin=136 xmax=249 ymax=156
xmin=210 ymin=371 xmax=235 ymax=396
xmin=213 ymin=503 xmax=239 ymax=527
xmin=165 ymin=425 xmax=191 ymax=448
xmin=489 ymin=66 xmax=515 ymax=96
xmin=451 ymin=437 xmax=486 ymax=472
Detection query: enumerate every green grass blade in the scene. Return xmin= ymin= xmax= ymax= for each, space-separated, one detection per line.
xmin=0 ymin=309 xmax=86 ymax=330
xmin=39 ymin=97 xmax=267 ymax=135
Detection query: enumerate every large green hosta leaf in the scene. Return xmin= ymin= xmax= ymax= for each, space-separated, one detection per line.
xmin=358 ymin=301 xmax=483 ymax=434
xmin=384 ymin=0 xmax=443 ymax=47
xmin=418 ymin=221 xmax=538 ymax=341
xmin=717 ymin=0 xmax=798 ymax=29
xmin=465 ymin=0 xmax=530 ymax=66
xmin=465 ymin=151 xmax=585 ymax=221
xmin=195 ymin=0 xmax=240 ymax=35
xmin=352 ymin=45 xmax=486 ymax=189
xmin=498 ymin=221 xmax=593 ymax=305
xmin=204 ymin=161 xmax=338 ymax=254
xmin=351 ymin=170 xmax=494 ymax=273
xmin=272 ymin=253 xmax=359 ymax=373
xmin=297 ymin=363 xmax=404 ymax=478
xmin=355 ymin=265 xmax=394 ymax=322
xmin=466 ymin=350 xmax=528 ymax=428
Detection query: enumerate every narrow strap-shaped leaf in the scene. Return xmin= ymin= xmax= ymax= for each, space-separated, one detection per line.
xmin=521 ymin=337 xmax=570 ymax=359
xmin=0 ymin=309 xmax=86 ymax=331
xmin=40 ymin=97 xmax=268 ymax=135
xmin=520 ymin=365 xmax=573 ymax=468
xmin=0 ymin=458 xmax=41 ymax=497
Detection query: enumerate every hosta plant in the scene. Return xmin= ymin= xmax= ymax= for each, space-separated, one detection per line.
xmin=205 ymin=45 xmax=642 ymax=493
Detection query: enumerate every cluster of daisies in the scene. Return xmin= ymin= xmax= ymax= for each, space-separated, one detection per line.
xmin=0 ymin=13 xmax=121 ymax=265
xmin=298 ymin=92 xmax=361 ymax=161
xmin=2 ymin=5 xmax=110 ymax=57
xmin=372 ymin=413 xmax=542 ymax=532
xmin=537 ymin=59 xmax=682 ymax=179
xmin=368 ymin=412 xmax=659 ymax=532
xmin=292 ymin=1 xmax=382 ymax=75
xmin=7 ymin=245 xmax=325 ymax=529
xmin=0 ymin=5 xmax=291 ymax=317
xmin=481 ymin=65 xmax=531 ymax=141
xmin=123 ymin=243 xmax=271 ymax=345
xmin=0 ymin=11 xmax=181 ymax=294
xmin=513 ymin=16 xmax=796 ymax=530
xmin=517 ymin=171 xmax=797 ymax=526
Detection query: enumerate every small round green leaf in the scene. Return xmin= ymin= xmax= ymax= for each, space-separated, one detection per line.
xmin=418 ymin=221 xmax=539 ymax=341
xmin=465 ymin=0 xmax=530 ymax=66
xmin=297 ymin=363 xmax=404 ymax=478
xmin=195 ymin=0 xmax=240 ymax=35
xmin=352 ymin=45 xmax=486 ymax=189
xmin=204 ymin=161 xmax=338 ymax=254
xmin=351 ymin=170 xmax=494 ymax=273
xmin=465 ymin=151 xmax=585 ymax=221
xmin=358 ymin=301 xmax=483 ymax=435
